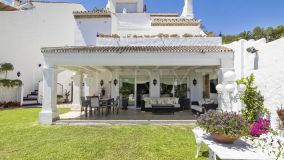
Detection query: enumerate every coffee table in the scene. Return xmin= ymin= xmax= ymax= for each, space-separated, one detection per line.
xmin=151 ymin=104 xmax=175 ymax=115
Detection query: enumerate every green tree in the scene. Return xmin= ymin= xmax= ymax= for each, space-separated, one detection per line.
xmin=222 ymin=25 xmax=284 ymax=44
xmin=236 ymin=74 xmax=268 ymax=123
xmin=252 ymin=27 xmax=265 ymax=40
xmin=0 ymin=63 xmax=14 ymax=79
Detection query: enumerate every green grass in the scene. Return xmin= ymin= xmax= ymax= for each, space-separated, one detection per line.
xmin=0 ymin=108 xmax=208 ymax=160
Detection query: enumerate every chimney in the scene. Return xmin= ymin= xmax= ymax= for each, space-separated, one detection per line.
xmin=181 ymin=0 xmax=194 ymax=19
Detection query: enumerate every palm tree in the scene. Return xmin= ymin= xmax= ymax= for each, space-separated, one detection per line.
xmin=0 ymin=63 xmax=14 ymax=79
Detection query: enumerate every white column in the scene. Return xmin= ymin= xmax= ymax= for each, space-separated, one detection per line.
xmin=84 ymin=75 xmax=94 ymax=97
xmin=39 ymin=67 xmax=59 ymax=125
xmin=71 ymin=72 xmax=83 ymax=111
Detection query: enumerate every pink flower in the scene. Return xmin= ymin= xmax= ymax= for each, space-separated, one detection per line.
xmin=250 ymin=118 xmax=270 ymax=137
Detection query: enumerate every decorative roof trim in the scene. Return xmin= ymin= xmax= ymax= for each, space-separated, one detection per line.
xmin=150 ymin=13 xmax=179 ymax=17
xmin=42 ymin=46 xmax=233 ymax=54
xmin=73 ymin=11 xmax=111 ymax=19
xmin=151 ymin=18 xmax=200 ymax=26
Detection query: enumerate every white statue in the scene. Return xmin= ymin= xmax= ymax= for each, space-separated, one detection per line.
xmin=216 ymin=71 xmax=246 ymax=112
xmin=122 ymin=8 xmax=127 ymax=14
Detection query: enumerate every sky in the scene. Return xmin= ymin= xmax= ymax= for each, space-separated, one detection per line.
xmin=16 ymin=0 xmax=284 ymax=34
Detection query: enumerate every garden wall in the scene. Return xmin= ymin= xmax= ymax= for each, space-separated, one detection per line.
xmin=225 ymin=37 xmax=284 ymax=130
xmin=0 ymin=86 xmax=22 ymax=103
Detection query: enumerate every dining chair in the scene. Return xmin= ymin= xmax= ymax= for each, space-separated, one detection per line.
xmin=80 ymin=97 xmax=88 ymax=117
xmin=113 ymin=96 xmax=120 ymax=114
xmin=100 ymin=98 xmax=113 ymax=116
xmin=87 ymin=96 xmax=100 ymax=116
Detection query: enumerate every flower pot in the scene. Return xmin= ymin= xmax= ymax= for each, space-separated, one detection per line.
xmin=277 ymin=112 xmax=284 ymax=121
xmin=211 ymin=133 xmax=239 ymax=144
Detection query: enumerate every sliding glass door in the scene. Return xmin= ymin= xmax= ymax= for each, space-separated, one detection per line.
xmin=119 ymin=77 xmax=135 ymax=107
xmin=160 ymin=76 xmax=188 ymax=98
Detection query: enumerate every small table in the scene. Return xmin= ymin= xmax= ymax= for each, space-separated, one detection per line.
xmin=192 ymin=128 xmax=270 ymax=160
xmin=151 ymin=104 xmax=175 ymax=115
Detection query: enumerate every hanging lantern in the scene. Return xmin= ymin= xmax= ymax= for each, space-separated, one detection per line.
xmin=114 ymin=79 xmax=118 ymax=86
xmin=153 ymin=79 xmax=157 ymax=86
xmin=193 ymin=79 xmax=197 ymax=86
xmin=100 ymin=80 xmax=104 ymax=86
xmin=17 ymin=72 xmax=21 ymax=77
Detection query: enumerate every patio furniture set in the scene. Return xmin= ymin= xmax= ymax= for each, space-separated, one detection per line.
xmin=80 ymin=96 xmax=120 ymax=117
xmin=141 ymin=97 xmax=218 ymax=115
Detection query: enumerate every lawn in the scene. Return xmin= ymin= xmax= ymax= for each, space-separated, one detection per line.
xmin=0 ymin=108 xmax=208 ymax=160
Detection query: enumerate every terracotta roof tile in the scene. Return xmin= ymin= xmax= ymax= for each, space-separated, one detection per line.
xmin=42 ymin=46 xmax=233 ymax=54
xmin=73 ymin=10 xmax=111 ymax=19
xmin=151 ymin=18 xmax=200 ymax=26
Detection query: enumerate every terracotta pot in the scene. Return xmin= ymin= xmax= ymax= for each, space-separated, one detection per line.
xmin=277 ymin=112 xmax=284 ymax=121
xmin=211 ymin=133 xmax=239 ymax=144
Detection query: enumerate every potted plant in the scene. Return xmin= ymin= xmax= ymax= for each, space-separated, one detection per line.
xmin=250 ymin=118 xmax=270 ymax=137
xmin=277 ymin=105 xmax=284 ymax=126
xmin=277 ymin=105 xmax=284 ymax=137
xmin=197 ymin=110 xmax=249 ymax=144
xmin=120 ymin=86 xmax=132 ymax=110
xmin=101 ymin=87 xmax=106 ymax=97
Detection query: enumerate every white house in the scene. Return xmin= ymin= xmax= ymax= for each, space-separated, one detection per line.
xmin=37 ymin=0 xmax=235 ymax=124
xmin=1 ymin=0 xmax=283 ymax=132
xmin=0 ymin=0 xmax=85 ymax=106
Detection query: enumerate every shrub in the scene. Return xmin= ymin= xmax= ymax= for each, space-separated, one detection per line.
xmin=236 ymin=74 xmax=268 ymax=123
xmin=250 ymin=118 xmax=270 ymax=137
xmin=182 ymin=33 xmax=193 ymax=38
xmin=0 ymin=79 xmax=22 ymax=87
xmin=0 ymin=101 xmax=21 ymax=108
xmin=170 ymin=34 xmax=180 ymax=38
xmin=157 ymin=33 xmax=169 ymax=38
xmin=197 ymin=110 xmax=249 ymax=138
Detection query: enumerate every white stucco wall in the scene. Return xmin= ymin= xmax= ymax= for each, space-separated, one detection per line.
xmin=225 ymin=37 xmax=284 ymax=129
xmin=0 ymin=2 xmax=85 ymax=96
xmin=75 ymin=18 xmax=112 ymax=46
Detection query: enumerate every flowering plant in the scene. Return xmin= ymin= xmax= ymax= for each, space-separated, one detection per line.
xmin=250 ymin=118 xmax=270 ymax=137
xmin=197 ymin=110 xmax=249 ymax=138
xmin=243 ymin=133 xmax=284 ymax=160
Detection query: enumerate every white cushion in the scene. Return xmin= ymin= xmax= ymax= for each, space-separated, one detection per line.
xmin=158 ymin=98 xmax=164 ymax=104
xmin=173 ymin=98 xmax=179 ymax=104
xmin=150 ymin=99 xmax=157 ymax=104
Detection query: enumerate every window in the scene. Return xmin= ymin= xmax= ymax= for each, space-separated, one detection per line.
xmin=160 ymin=76 xmax=188 ymax=98
xmin=176 ymin=78 xmax=187 ymax=98
xmin=210 ymin=79 xmax=218 ymax=94
xmin=116 ymin=3 xmax=137 ymax=13
xmin=203 ymin=74 xmax=210 ymax=98
xmin=160 ymin=76 xmax=174 ymax=97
